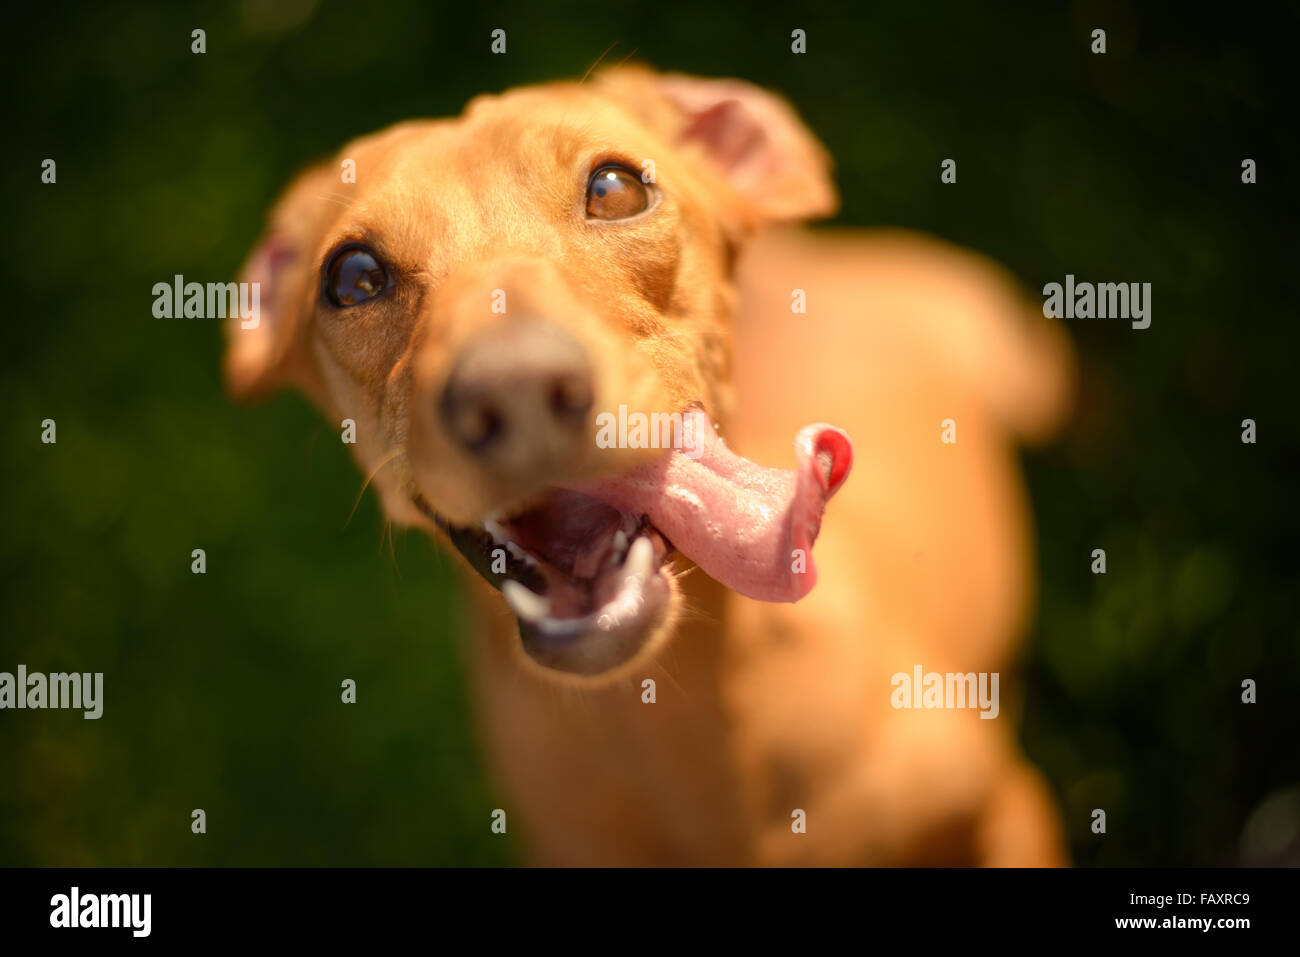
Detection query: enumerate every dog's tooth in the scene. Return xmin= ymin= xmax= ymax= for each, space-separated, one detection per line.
xmin=508 ymin=545 xmax=540 ymax=570
xmin=502 ymin=580 xmax=551 ymax=622
xmin=607 ymin=529 xmax=629 ymax=568
xmin=484 ymin=519 xmax=511 ymax=545
xmin=624 ymin=536 xmax=655 ymax=580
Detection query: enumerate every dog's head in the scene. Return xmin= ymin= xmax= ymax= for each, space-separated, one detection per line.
xmin=225 ymin=68 xmax=849 ymax=681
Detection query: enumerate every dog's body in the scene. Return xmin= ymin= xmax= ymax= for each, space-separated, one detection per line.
xmin=227 ymin=69 xmax=1072 ymax=865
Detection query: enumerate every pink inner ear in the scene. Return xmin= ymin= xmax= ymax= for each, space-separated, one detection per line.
xmin=243 ymin=233 xmax=297 ymax=318
xmin=656 ymin=74 xmax=836 ymax=222
xmin=680 ymin=99 xmax=771 ymax=175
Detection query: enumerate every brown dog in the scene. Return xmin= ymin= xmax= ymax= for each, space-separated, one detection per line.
xmin=225 ymin=68 xmax=1073 ymax=865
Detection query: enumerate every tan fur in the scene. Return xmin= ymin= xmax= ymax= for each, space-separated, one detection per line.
xmin=227 ymin=68 xmax=1073 ymax=865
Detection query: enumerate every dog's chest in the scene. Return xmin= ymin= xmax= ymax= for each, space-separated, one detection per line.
xmin=470 ymin=592 xmax=876 ymax=865
xmin=467 ymin=605 xmax=748 ymax=864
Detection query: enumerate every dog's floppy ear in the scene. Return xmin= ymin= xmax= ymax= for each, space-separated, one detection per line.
xmin=224 ymin=162 xmax=336 ymax=402
xmin=597 ymin=67 xmax=837 ymax=226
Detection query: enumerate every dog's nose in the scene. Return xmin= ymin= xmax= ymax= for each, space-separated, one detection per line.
xmin=439 ymin=322 xmax=595 ymax=474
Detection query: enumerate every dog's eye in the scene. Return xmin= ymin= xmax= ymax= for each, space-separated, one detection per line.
xmin=586 ymin=166 xmax=650 ymax=220
xmin=325 ymin=246 xmax=388 ymax=306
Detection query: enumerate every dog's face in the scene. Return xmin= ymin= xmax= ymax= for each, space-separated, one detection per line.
xmin=225 ymin=69 xmax=841 ymax=680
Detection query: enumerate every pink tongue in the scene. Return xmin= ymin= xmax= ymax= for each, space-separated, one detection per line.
xmin=569 ymin=412 xmax=853 ymax=603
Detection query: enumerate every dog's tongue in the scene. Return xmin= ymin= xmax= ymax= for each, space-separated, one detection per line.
xmin=570 ymin=412 xmax=853 ymax=603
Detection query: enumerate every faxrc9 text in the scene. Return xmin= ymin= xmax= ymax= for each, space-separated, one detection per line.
xmin=1131 ymin=893 xmax=1251 ymax=908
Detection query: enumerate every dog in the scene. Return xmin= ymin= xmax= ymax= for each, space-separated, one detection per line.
xmin=225 ymin=67 xmax=1074 ymax=865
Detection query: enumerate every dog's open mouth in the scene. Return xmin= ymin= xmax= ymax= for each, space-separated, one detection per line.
xmin=416 ymin=491 xmax=676 ymax=675
xmin=415 ymin=412 xmax=854 ymax=677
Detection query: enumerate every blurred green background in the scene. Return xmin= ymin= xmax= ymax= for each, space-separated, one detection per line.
xmin=2 ymin=0 xmax=1296 ymax=866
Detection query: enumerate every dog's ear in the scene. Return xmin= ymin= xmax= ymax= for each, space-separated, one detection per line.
xmin=224 ymin=162 xmax=336 ymax=402
xmin=597 ymin=67 xmax=837 ymax=226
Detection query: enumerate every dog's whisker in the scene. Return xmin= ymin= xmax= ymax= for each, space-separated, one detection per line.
xmin=580 ymin=41 xmax=620 ymax=85
xmin=655 ymin=654 xmax=687 ymax=697
xmin=382 ymin=517 xmax=402 ymax=577
xmin=315 ymin=191 xmax=356 ymax=209
xmin=670 ymin=592 xmax=719 ymax=630
xmin=345 ymin=449 xmax=402 ymax=529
